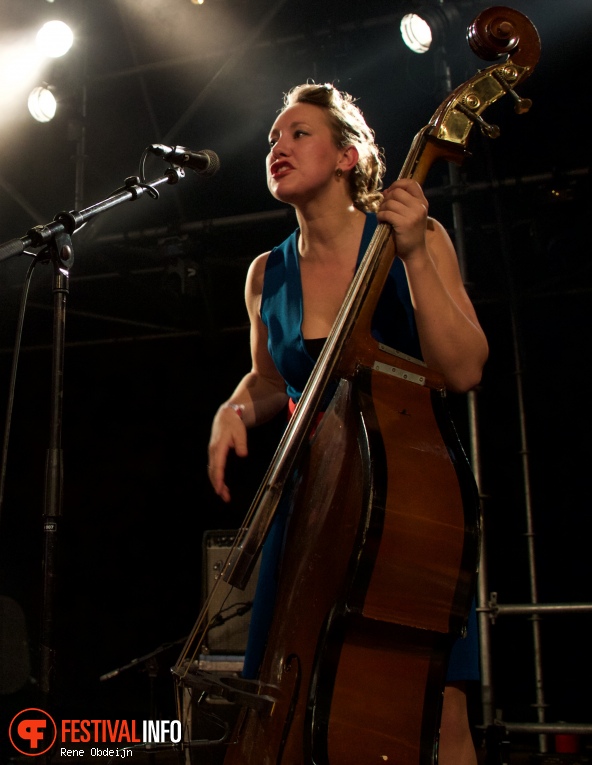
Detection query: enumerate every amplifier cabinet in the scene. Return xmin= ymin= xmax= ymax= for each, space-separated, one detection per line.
xmin=201 ymin=530 xmax=260 ymax=655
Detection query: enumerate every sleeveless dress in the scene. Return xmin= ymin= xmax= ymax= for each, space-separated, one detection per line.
xmin=260 ymin=212 xmax=421 ymax=402
xmin=243 ymin=212 xmax=478 ymax=682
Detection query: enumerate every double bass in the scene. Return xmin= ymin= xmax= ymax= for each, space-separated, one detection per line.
xmin=173 ymin=7 xmax=541 ymax=763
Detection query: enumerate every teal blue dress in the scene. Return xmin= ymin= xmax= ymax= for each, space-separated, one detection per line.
xmin=243 ymin=212 xmax=479 ymax=682
xmin=260 ymin=212 xmax=421 ymax=403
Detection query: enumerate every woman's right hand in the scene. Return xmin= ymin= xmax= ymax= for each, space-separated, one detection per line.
xmin=207 ymin=403 xmax=249 ymax=503
xmin=207 ymin=251 xmax=288 ymax=503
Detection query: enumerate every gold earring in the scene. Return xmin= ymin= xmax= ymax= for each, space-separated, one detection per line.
xmin=335 ymin=168 xmax=343 ymax=178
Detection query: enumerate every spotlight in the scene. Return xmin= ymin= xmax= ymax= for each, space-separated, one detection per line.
xmin=35 ymin=20 xmax=74 ymax=58
xmin=400 ymin=3 xmax=459 ymax=54
xmin=400 ymin=13 xmax=432 ymax=54
xmin=28 ymin=85 xmax=57 ymax=122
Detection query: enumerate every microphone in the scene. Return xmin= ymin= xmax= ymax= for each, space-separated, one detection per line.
xmin=148 ymin=144 xmax=220 ymax=177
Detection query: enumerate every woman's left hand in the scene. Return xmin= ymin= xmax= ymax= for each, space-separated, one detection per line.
xmin=376 ymin=179 xmax=429 ymax=261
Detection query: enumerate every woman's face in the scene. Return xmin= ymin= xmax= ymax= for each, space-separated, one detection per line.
xmin=266 ymin=102 xmax=342 ymax=205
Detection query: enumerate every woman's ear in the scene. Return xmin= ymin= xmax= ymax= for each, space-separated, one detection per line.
xmin=337 ymin=144 xmax=359 ymax=174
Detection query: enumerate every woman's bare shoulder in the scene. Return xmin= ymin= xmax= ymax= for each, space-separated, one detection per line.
xmin=246 ymin=251 xmax=271 ymax=299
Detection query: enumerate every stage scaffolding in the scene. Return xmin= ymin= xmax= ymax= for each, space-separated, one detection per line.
xmin=12 ymin=167 xmax=589 ymax=760
xmin=454 ymin=166 xmax=592 ymax=758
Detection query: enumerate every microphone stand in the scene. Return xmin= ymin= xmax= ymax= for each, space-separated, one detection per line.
xmin=0 ymin=167 xmax=186 ymax=706
xmin=100 ymin=637 xmax=187 ymax=765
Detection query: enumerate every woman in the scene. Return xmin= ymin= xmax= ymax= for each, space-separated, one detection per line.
xmin=208 ymin=83 xmax=488 ymax=765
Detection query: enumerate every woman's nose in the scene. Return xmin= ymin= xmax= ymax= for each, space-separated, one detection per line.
xmin=271 ymin=136 xmax=288 ymax=156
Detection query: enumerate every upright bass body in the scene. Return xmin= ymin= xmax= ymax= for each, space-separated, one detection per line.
xmin=224 ymin=342 xmax=479 ymax=765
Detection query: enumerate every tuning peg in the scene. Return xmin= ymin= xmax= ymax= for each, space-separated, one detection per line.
xmin=457 ymin=102 xmax=501 ymax=139
xmin=492 ymin=68 xmax=533 ymax=114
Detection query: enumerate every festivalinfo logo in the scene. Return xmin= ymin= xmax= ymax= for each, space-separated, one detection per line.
xmin=8 ymin=707 xmax=182 ymax=758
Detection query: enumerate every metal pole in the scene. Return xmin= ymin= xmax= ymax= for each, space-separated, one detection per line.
xmin=512 ymin=309 xmax=548 ymax=752
xmin=486 ymin=152 xmax=549 ymax=754
xmin=436 ymin=41 xmax=496 ymax=738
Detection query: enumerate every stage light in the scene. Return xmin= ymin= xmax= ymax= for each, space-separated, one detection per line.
xmin=400 ymin=13 xmax=433 ymax=54
xmin=28 ymin=85 xmax=57 ymax=122
xmin=400 ymin=3 xmax=459 ymax=54
xmin=0 ymin=47 xmax=42 ymax=90
xmin=35 ymin=20 xmax=74 ymax=58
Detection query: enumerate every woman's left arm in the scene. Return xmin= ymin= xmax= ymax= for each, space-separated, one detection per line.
xmin=377 ymin=179 xmax=488 ymax=393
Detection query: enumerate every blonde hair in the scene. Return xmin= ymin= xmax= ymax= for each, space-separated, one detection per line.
xmin=282 ymin=83 xmax=385 ymax=212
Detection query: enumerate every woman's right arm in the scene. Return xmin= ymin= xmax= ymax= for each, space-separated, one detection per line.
xmin=207 ymin=252 xmax=289 ymax=502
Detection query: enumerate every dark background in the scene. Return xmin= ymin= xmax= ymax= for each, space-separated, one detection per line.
xmin=0 ymin=0 xmax=590 ymax=759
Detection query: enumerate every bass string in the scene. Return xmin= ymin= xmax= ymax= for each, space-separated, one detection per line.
xmin=174 ymin=551 xmax=239 ymax=674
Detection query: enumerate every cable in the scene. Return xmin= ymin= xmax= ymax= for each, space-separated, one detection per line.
xmin=0 ymin=254 xmax=39 ymax=525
